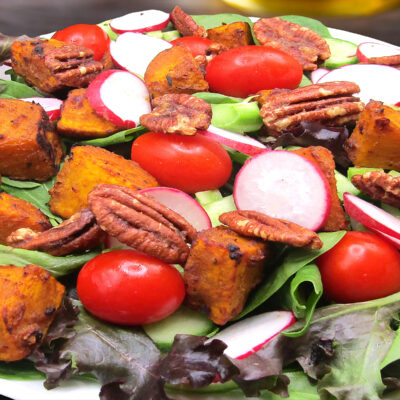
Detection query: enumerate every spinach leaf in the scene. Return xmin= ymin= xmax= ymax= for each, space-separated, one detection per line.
xmin=236 ymin=231 xmax=346 ymax=319
xmin=299 ymin=74 xmax=312 ymax=87
xmin=192 ymin=14 xmax=253 ymax=30
xmin=233 ymin=292 xmax=400 ymax=400
xmin=280 ymin=263 xmax=323 ymax=337
xmin=279 ymin=15 xmax=332 ymax=38
xmin=0 ymin=360 xmax=44 ymax=380
xmin=194 ymin=92 xmax=243 ymax=104
xmin=0 ymin=79 xmax=43 ymax=99
xmin=0 ymin=244 xmax=100 ymax=277
xmin=68 ymin=125 xmax=146 ymax=147
xmin=1 ymin=176 xmax=62 ymax=225
xmin=382 ymin=327 xmax=400 ymax=369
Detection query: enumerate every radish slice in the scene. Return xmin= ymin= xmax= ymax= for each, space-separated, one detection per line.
xmin=311 ymin=68 xmax=329 ymax=84
xmin=374 ymin=230 xmax=400 ymax=249
xmin=110 ymin=10 xmax=170 ymax=34
xmin=356 ymin=42 xmax=400 ymax=63
xmin=343 ymin=193 xmax=400 ymax=241
xmin=198 ymin=125 xmax=267 ymax=156
xmin=0 ymin=64 xmax=11 ymax=81
xmin=86 ymin=69 xmax=151 ymax=128
xmin=110 ymin=32 xmax=172 ymax=77
xmin=21 ymin=97 xmax=63 ymax=121
xmin=138 ymin=187 xmax=212 ymax=231
xmin=234 ymin=151 xmax=332 ymax=231
xmin=317 ymin=64 xmax=400 ymax=104
xmin=211 ymin=311 xmax=295 ymax=359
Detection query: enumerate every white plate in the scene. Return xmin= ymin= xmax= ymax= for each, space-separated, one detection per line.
xmin=0 ymin=24 xmax=396 ymax=400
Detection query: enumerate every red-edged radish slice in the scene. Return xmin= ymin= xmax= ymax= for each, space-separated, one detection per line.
xmin=0 ymin=64 xmax=11 ymax=81
xmin=356 ymin=42 xmax=400 ymax=63
xmin=317 ymin=64 xmax=400 ymax=104
xmin=139 ymin=187 xmax=212 ymax=231
xmin=211 ymin=311 xmax=295 ymax=359
xmin=87 ymin=69 xmax=151 ymax=128
xmin=343 ymin=193 xmax=400 ymax=240
xmin=110 ymin=32 xmax=172 ymax=77
xmin=234 ymin=151 xmax=332 ymax=231
xmin=21 ymin=97 xmax=63 ymax=121
xmin=198 ymin=125 xmax=267 ymax=156
xmin=110 ymin=10 xmax=170 ymax=34
xmin=311 ymin=68 xmax=329 ymax=84
xmin=374 ymin=230 xmax=400 ymax=250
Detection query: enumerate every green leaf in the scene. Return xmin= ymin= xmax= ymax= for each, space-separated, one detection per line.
xmin=281 ymin=263 xmax=323 ymax=338
xmin=97 ymin=20 xmax=119 ymax=41
xmin=192 ymin=13 xmax=253 ymax=30
xmin=382 ymin=327 xmax=400 ymax=369
xmin=0 ymin=360 xmax=44 ymax=380
xmin=236 ymin=231 xmax=346 ymax=319
xmin=0 ymin=244 xmax=101 ymax=277
xmin=70 ymin=125 xmax=146 ymax=147
xmin=279 ymin=15 xmax=332 ymax=38
xmin=193 ymin=92 xmax=243 ymax=104
xmin=0 ymin=79 xmax=43 ymax=99
xmin=1 ymin=176 xmax=41 ymax=188
xmin=1 ymin=176 xmax=62 ymax=224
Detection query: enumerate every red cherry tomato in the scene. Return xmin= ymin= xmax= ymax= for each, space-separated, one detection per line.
xmin=131 ymin=132 xmax=232 ymax=193
xmin=170 ymin=36 xmax=215 ymax=57
xmin=205 ymin=45 xmax=303 ymax=97
xmin=316 ymin=231 xmax=400 ymax=303
xmin=52 ymin=24 xmax=110 ymax=61
xmin=77 ymin=249 xmax=185 ymax=325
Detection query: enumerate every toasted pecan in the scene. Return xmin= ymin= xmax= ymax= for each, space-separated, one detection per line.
xmin=7 ymin=208 xmax=105 ymax=256
xmin=219 ymin=210 xmax=323 ymax=249
xmin=88 ymin=184 xmax=196 ymax=264
xmin=260 ymin=82 xmax=364 ymax=134
xmin=253 ymin=17 xmax=330 ymax=71
xmin=170 ymin=6 xmax=207 ymax=37
xmin=140 ymin=94 xmax=212 ymax=135
xmin=351 ymin=171 xmax=400 ymax=208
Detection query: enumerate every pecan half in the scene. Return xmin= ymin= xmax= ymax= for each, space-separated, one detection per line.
xmin=194 ymin=42 xmax=227 ymax=69
xmin=219 ymin=210 xmax=323 ymax=249
xmin=253 ymin=17 xmax=330 ymax=71
xmin=140 ymin=94 xmax=212 ymax=135
xmin=11 ymin=39 xmax=104 ymax=92
xmin=88 ymin=185 xmax=196 ymax=264
xmin=7 ymin=208 xmax=105 ymax=256
xmin=351 ymin=171 xmax=400 ymax=208
xmin=260 ymin=81 xmax=364 ymax=134
xmin=170 ymin=6 xmax=207 ymax=37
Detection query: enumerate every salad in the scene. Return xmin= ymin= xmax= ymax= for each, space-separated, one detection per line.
xmin=0 ymin=6 xmax=400 ymax=400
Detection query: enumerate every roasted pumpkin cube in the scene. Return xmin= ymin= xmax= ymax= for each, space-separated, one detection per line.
xmin=345 ymin=101 xmax=400 ymax=171
xmin=144 ymin=45 xmax=209 ymax=99
xmin=0 ymin=264 xmax=65 ymax=361
xmin=0 ymin=99 xmax=63 ymax=181
xmin=11 ymin=39 xmax=103 ymax=93
xmin=57 ymin=89 xmax=119 ymax=139
xmin=184 ymin=226 xmax=269 ymax=325
xmin=0 ymin=193 xmax=51 ymax=244
xmin=207 ymin=22 xmax=254 ymax=49
xmin=292 ymin=146 xmax=348 ymax=232
xmin=49 ymin=145 xmax=159 ymax=218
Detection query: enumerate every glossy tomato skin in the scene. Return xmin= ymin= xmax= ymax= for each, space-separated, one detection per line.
xmin=316 ymin=231 xmax=400 ymax=303
xmin=205 ymin=45 xmax=303 ymax=97
xmin=170 ymin=36 xmax=215 ymax=57
xmin=77 ymin=249 xmax=185 ymax=325
xmin=131 ymin=132 xmax=232 ymax=193
xmin=52 ymin=24 xmax=110 ymax=61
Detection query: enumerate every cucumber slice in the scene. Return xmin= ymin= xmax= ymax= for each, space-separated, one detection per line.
xmin=204 ymin=195 xmax=237 ymax=227
xmin=143 ymin=305 xmax=216 ymax=352
xmin=195 ymin=190 xmax=223 ymax=207
xmin=321 ymin=38 xmax=358 ymax=69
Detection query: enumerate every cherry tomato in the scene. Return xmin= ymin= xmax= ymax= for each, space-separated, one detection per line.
xmin=170 ymin=36 xmax=215 ymax=57
xmin=52 ymin=24 xmax=110 ymax=61
xmin=205 ymin=45 xmax=303 ymax=97
xmin=77 ymin=249 xmax=185 ymax=325
xmin=131 ymin=132 xmax=232 ymax=193
xmin=316 ymin=231 xmax=400 ymax=303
